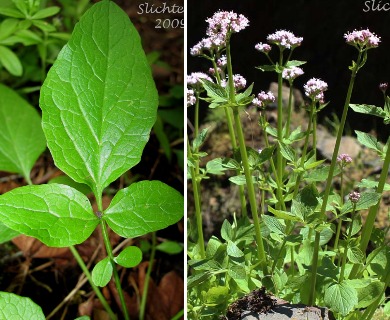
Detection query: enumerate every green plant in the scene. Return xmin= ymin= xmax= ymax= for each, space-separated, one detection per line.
xmin=0 ymin=1 xmax=183 ymax=319
xmin=187 ymin=11 xmax=389 ymax=320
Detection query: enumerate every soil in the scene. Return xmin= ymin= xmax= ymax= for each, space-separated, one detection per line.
xmin=0 ymin=1 xmax=184 ymax=319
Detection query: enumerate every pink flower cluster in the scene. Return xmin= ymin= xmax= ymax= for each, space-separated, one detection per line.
xmin=252 ymin=91 xmax=276 ymax=108
xmin=379 ymin=82 xmax=388 ymax=93
xmin=217 ymin=55 xmax=227 ymax=67
xmin=190 ymin=11 xmax=249 ymax=56
xmin=266 ymin=30 xmax=303 ymax=49
xmin=187 ymin=89 xmax=196 ymax=107
xmin=187 ymin=72 xmax=213 ymax=88
xmin=337 ymin=153 xmax=353 ymax=165
xmin=304 ymin=78 xmax=328 ymax=102
xmin=349 ymin=191 xmax=361 ymax=204
xmin=344 ymin=29 xmax=380 ymax=49
xmin=221 ymin=74 xmax=247 ymax=91
xmin=255 ymin=42 xmax=272 ymax=53
xmin=282 ymin=66 xmax=304 ymax=81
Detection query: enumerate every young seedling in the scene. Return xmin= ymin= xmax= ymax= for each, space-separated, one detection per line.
xmin=0 ymin=1 xmax=183 ymax=319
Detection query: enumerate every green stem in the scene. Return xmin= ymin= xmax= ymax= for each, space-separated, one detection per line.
xmin=101 ymin=220 xmax=130 ymax=320
xmin=349 ymin=136 xmax=390 ymax=278
xmin=139 ymin=232 xmax=156 ymax=320
xmin=233 ymin=107 xmax=267 ymax=272
xmin=170 ymin=309 xmax=184 ymax=320
xmin=225 ymin=38 xmax=247 ymax=216
xmin=339 ymin=206 xmax=355 ymax=282
xmin=308 ymin=50 xmax=362 ymax=305
xmin=285 ymin=84 xmax=294 ymax=139
xmin=276 ymin=52 xmax=284 ymax=206
xmin=291 ymin=246 xmax=295 ymax=277
xmin=69 ymin=246 xmax=117 ymax=319
xmin=187 ymin=139 xmax=206 ymax=258
xmin=293 ymin=103 xmax=314 ymax=197
xmin=332 ymin=167 xmax=344 ymax=264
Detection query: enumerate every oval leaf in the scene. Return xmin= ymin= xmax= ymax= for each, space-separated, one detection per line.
xmin=114 ymin=246 xmax=142 ymax=268
xmin=156 ymin=241 xmax=183 ymax=255
xmin=0 ymin=84 xmax=46 ymax=180
xmin=104 ymin=181 xmax=183 ymax=238
xmin=324 ymin=282 xmax=358 ymax=316
xmin=39 ymin=1 xmax=158 ymax=195
xmin=0 ymin=292 xmax=44 ymax=320
xmin=92 ymin=257 xmax=113 ymax=287
xmin=0 ymin=184 xmax=99 ymax=247
xmin=0 ymin=45 xmax=22 ymax=76
xmin=31 ymin=6 xmax=60 ymax=19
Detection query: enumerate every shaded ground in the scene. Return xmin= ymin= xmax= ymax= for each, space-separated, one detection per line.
xmin=0 ymin=0 xmax=184 ymax=319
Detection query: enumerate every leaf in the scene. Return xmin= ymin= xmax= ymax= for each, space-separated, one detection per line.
xmin=153 ymin=115 xmax=171 ymax=161
xmin=0 ymin=45 xmax=22 ymax=76
xmin=357 ymin=179 xmax=390 ymax=191
xmin=40 ymin=1 xmax=158 ymax=196
xmin=187 ymin=271 xmax=212 ymax=289
xmin=324 ymin=282 xmax=358 ymax=316
xmin=0 ymin=85 xmax=46 ymax=180
xmin=303 ymin=165 xmax=341 ymax=182
xmin=31 ymin=20 xmax=56 ymax=32
xmin=278 ymin=141 xmax=296 ymax=163
xmin=345 ymin=279 xmax=384 ymax=308
xmin=0 ymin=7 xmax=24 ymax=18
xmin=205 ymin=286 xmax=229 ymax=306
xmin=104 ymin=181 xmax=183 ymax=238
xmin=347 ymin=246 xmax=365 ymax=264
xmin=220 ymin=220 xmax=233 ymax=241
xmin=0 ymin=184 xmax=99 ymax=247
xmin=256 ymin=64 xmax=276 ymax=72
xmin=263 ymin=215 xmax=285 ymax=235
xmin=156 ymin=241 xmax=183 ymax=255
xmin=31 ymin=6 xmax=60 ymax=19
xmin=340 ymin=192 xmax=381 ymax=215
xmin=0 ymin=19 xmax=19 ymax=40
xmin=48 ymin=175 xmax=92 ymax=195
xmin=92 ymin=257 xmax=113 ymax=287
xmin=192 ymin=127 xmax=209 ymax=150
xmin=228 ymin=265 xmax=246 ymax=280
xmin=285 ymin=60 xmax=306 ymax=67
xmin=201 ymin=79 xmax=227 ymax=100
xmin=227 ymin=240 xmax=244 ymax=258
xmin=114 ymin=246 xmax=142 ymax=268
xmin=350 ymin=104 xmax=386 ymax=118
xmin=355 ymin=130 xmax=382 ymax=153
xmin=0 ymin=221 xmax=19 ymax=244
xmin=0 ymin=292 xmax=45 ymax=319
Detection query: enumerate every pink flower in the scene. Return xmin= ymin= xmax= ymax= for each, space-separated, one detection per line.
xmin=206 ymin=11 xmax=249 ymax=37
xmin=337 ymin=153 xmax=353 ymax=165
xmin=304 ymin=78 xmax=328 ymax=102
xmin=221 ymin=74 xmax=247 ymax=91
xmin=255 ymin=42 xmax=272 ymax=53
xmin=282 ymin=67 xmax=304 ymax=81
xmin=187 ymin=89 xmax=196 ymax=107
xmin=379 ymin=82 xmax=388 ymax=93
xmin=349 ymin=191 xmax=361 ymax=203
xmin=267 ymin=30 xmax=303 ymax=49
xmin=344 ymin=29 xmax=380 ymax=49
xmin=217 ymin=55 xmax=227 ymax=67
xmin=252 ymin=91 xmax=276 ymax=108
xmin=187 ymin=72 xmax=213 ymax=88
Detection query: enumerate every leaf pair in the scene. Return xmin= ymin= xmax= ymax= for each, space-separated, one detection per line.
xmin=0 ymin=0 xmax=183 ymax=247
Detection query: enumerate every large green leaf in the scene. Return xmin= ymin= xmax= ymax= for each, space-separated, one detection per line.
xmin=0 ymin=184 xmax=99 ymax=247
xmin=0 ymin=292 xmax=44 ymax=320
xmin=324 ymin=282 xmax=358 ymax=316
xmin=0 ymin=221 xmax=19 ymax=244
xmin=104 ymin=181 xmax=183 ymax=238
xmin=39 ymin=0 xmax=158 ymax=196
xmin=0 ymin=84 xmax=46 ymax=180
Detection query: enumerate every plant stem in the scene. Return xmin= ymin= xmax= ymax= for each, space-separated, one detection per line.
xmin=349 ymin=137 xmax=390 ymax=278
xmin=308 ymin=50 xmax=362 ymax=305
xmin=101 ymin=220 xmax=130 ymax=320
xmin=69 ymin=246 xmax=117 ymax=319
xmin=285 ymin=85 xmax=294 ymax=139
xmin=339 ymin=206 xmax=355 ymax=283
xmin=233 ymin=107 xmax=267 ymax=272
xmin=139 ymin=232 xmax=157 ymax=320
xmin=332 ymin=166 xmax=344 ymax=264
xmin=187 ymin=139 xmax=206 ymax=258
xmin=170 ymin=309 xmax=184 ymax=320
xmin=276 ymin=52 xmax=284 ymax=208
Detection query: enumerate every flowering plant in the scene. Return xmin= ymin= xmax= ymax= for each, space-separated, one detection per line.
xmin=187 ymin=9 xmax=389 ymax=320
